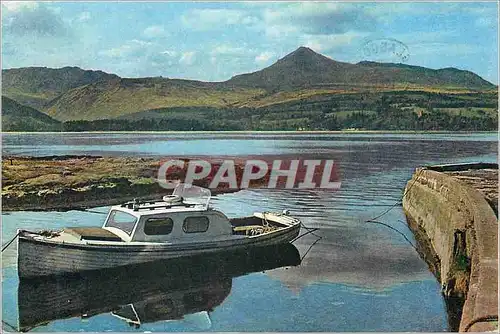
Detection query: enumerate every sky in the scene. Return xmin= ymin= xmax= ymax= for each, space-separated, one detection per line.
xmin=1 ymin=1 xmax=498 ymax=84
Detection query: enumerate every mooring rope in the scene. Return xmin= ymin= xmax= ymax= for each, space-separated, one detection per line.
xmin=1 ymin=208 xmax=105 ymax=253
xmin=2 ymin=319 xmax=19 ymax=332
xmin=366 ymin=220 xmax=418 ymax=251
xmin=291 ymin=222 xmax=323 ymax=262
xmin=1 ymin=230 xmax=23 ymax=252
xmin=291 ymin=223 xmax=321 ymax=243
xmin=363 ymin=168 xmax=425 ymax=250
xmin=463 ymin=315 xmax=499 ymax=332
xmin=83 ymin=209 xmax=108 ymax=215
xmin=292 ymin=169 xmax=425 ymax=258
xmin=300 ymin=235 xmax=322 ymax=262
xmin=365 ymin=168 xmax=425 ymax=223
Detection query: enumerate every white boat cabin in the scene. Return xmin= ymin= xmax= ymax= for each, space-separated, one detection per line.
xmin=102 ymin=184 xmax=234 ymax=243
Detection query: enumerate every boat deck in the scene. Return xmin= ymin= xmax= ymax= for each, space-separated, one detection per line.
xmin=64 ymin=227 xmax=123 ymax=241
xmin=25 ymin=230 xmax=251 ymax=246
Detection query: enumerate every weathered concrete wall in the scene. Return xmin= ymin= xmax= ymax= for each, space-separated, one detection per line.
xmin=402 ymin=164 xmax=498 ymax=332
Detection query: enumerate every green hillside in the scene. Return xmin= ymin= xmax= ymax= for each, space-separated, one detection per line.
xmin=1 ymin=96 xmax=61 ymax=131
xmin=44 ymin=77 xmax=264 ymax=121
xmin=104 ymin=90 xmax=496 ymax=131
xmin=1 ymin=46 xmax=497 ymax=131
xmin=2 ymin=66 xmax=119 ymax=110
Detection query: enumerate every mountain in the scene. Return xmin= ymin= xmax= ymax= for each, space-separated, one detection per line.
xmin=2 ymin=66 xmax=119 ymax=110
xmin=1 ymin=47 xmax=496 ymax=122
xmin=227 ymin=46 xmax=494 ymax=90
xmin=227 ymin=47 xmax=357 ymax=89
xmin=1 ymin=96 xmax=61 ymax=131
xmin=43 ymin=77 xmax=264 ymax=121
xmin=356 ymin=61 xmax=494 ymax=89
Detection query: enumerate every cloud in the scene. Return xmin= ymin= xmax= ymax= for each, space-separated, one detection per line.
xmin=299 ymin=32 xmax=367 ymax=53
xmin=2 ymin=2 xmax=70 ymax=37
xmin=211 ymin=44 xmax=248 ymax=56
xmin=77 ymin=11 xmax=91 ymax=23
xmin=475 ymin=16 xmax=496 ymax=28
xmin=262 ymin=3 xmax=377 ymax=36
xmin=367 ymin=2 xmax=498 ymax=27
xmin=409 ymin=42 xmax=480 ymax=57
xmin=181 ymin=9 xmax=257 ymax=30
xmin=179 ymin=51 xmax=196 ymax=65
xmin=143 ymin=25 xmax=166 ymax=38
xmin=264 ymin=24 xmax=300 ymax=39
xmin=1 ymin=2 xmax=496 ymax=84
xmin=100 ymin=39 xmax=153 ymax=58
xmin=161 ymin=50 xmax=178 ymax=57
xmin=2 ymin=1 xmax=38 ymax=11
xmin=255 ymin=51 xmax=275 ymax=64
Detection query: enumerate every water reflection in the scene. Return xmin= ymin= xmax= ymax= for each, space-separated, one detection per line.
xmin=3 ymin=133 xmax=495 ymax=332
xmin=3 ymin=132 xmax=496 ymax=158
xmin=17 ymin=244 xmax=300 ymax=332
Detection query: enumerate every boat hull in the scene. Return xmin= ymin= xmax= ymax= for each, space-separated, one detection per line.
xmin=17 ymin=243 xmax=300 ymax=331
xmin=17 ymin=223 xmax=300 ymax=278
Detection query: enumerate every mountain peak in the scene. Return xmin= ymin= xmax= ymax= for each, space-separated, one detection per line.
xmin=282 ymin=46 xmax=325 ymax=61
xmin=276 ymin=46 xmax=341 ymax=68
xmin=277 ymin=46 xmax=350 ymax=69
xmin=293 ymin=46 xmax=317 ymax=54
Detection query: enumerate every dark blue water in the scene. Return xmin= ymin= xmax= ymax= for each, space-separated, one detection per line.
xmin=2 ymin=132 xmax=497 ymax=331
xmin=2 ymin=132 xmax=497 ymax=157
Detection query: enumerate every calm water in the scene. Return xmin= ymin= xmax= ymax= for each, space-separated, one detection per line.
xmin=2 ymin=132 xmax=497 ymax=332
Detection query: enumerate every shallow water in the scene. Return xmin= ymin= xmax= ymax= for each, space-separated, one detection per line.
xmin=1 ymin=132 xmax=497 ymax=332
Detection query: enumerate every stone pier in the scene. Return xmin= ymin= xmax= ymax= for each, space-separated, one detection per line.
xmin=402 ymin=163 xmax=498 ymax=332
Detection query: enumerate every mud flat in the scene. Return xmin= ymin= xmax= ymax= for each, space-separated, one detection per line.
xmin=402 ymin=162 xmax=498 ymax=332
xmin=1 ymin=156 xmax=256 ymax=211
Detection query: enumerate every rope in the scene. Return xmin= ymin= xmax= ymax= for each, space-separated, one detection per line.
xmin=262 ymin=212 xmax=270 ymax=227
xmin=365 ymin=168 xmax=425 ymax=223
xmin=463 ymin=315 xmax=499 ymax=332
xmin=291 ymin=222 xmax=323 ymax=262
xmin=82 ymin=209 xmax=108 ymax=215
xmin=366 ymin=220 xmax=418 ymax=251
xmin=362 ymin=168 xmax=426 ymax=251
xmin=300 ymin=235 xmax=322 ymax=261
xmin=291 ymin=224 xmax=320 ymax=243
xmin=2 ymin=319 xmax=19 ymax=332
xmin=2 ymin=230 xmax=22 ymax=252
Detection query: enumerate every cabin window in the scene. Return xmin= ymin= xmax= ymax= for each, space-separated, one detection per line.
xmin=144 ymin=217 xmax=174 ymax=235
xmin=183 ymin=216 xmax=209 ymax=233
xmin=105 ymin=210 xmax=137 ymax=235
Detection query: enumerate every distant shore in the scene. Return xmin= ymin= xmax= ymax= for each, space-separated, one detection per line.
xmin=1 ymin=155 xmax=247 ymax=211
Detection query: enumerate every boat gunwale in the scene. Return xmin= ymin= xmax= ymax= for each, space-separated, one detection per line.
xmin=17 ymin=223 xmax=300 ymax=253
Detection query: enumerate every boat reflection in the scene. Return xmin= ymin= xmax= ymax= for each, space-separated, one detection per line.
xmin=17 ymin=243 xmax=301 ymax=332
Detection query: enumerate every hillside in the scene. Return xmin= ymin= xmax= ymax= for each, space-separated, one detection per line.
xmin=2 ymin=46 xmax=497 ymax=126
xmin=1 ymin=96 xmax=61 ymax=131
xmin=227 ymin=47 xmax=495 ymax=90
xmin=2 ymin=66 xmax=119 ymax=110
xmin=90 ymin=89 xmax=493 ymax=131
xmin=44 ymin=78 xmax=264 ymax=121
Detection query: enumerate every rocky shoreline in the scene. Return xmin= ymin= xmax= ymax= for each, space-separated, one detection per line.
xmin=1 ymin=155 xmax=248 ymax=211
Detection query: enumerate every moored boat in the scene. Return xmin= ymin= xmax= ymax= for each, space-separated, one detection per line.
xmin=17 ymin=183 xmax=301 ymax=278
xmin=17 ymin=243 xmax=301 ymax=331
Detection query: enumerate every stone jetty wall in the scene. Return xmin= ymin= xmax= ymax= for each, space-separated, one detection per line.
xmin=402 ymin=163 xmax=498 ymax=332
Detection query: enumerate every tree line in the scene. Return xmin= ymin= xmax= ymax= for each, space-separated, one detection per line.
xmin=60 ymin=107 xmax=497 ymax=132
